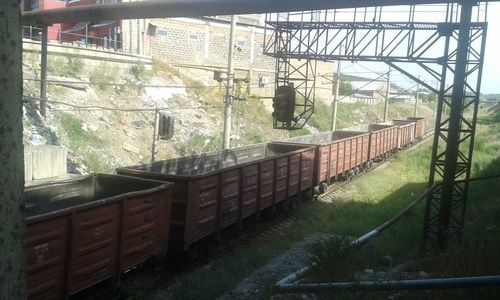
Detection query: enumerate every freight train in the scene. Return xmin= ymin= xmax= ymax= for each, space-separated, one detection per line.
xmin=26 ymin=117 xmax=426 ymax=299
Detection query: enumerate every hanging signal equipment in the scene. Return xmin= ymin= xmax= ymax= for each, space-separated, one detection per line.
xmin=272 ymin=85 xmax=296 ymax=127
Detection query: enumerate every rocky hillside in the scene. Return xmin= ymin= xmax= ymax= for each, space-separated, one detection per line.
xmin=22 ymin=53 xmax=435 ymax=174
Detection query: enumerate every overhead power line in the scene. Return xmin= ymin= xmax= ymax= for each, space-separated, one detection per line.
xmin=22 ymin=95 xmax=225 ymax=112
xmin=23 ymin=77 xmax=276 ymax=89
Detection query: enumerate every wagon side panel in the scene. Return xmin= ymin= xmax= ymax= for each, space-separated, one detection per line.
xmin=242 ymin=164 xmax=259 ymax=218
xmin=67 ymin=203 xmax=121 ymax=295
xmin=275 ymin=156 xmax=289 ymax=203
xmin=26 ymin=217 xmax=69 ymax=300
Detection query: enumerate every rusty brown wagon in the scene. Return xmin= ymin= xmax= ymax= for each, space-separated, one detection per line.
xmin=278 ymin=131 xmax=371 ymax=188
xmin=117 ymin=142 xmax=315 ymax=253
xmin=393 ymin=120 xmax=417 ymax=148
xmin=367 ymin=124 xmax=399 ymax=161
xmin=25 ymin=174 xmax=173 ymax=299
xmin=406 ymin=117 xmax=427 ymax=140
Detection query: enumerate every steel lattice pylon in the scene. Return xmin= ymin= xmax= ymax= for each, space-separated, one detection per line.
xmin=264 ymin=2 xmax=488 ymax=249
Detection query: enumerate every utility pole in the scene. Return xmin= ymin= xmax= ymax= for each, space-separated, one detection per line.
xmin=40 ymin=25 xmax=48 ymax=118
xmin=151 ymin=107 xmax=159 ymax=162
xmin=383 ymin=66 xmax=391 ymax=123
xmin=223 ymin=15 xmax=237 ymax=149
xmin=414 ymin=76 xmax=420 ymax=118
xmin=330 ymin=59 xmax=341 ymax=131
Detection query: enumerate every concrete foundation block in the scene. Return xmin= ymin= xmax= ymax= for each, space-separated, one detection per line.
xmin=29 ymin=145 xmax=68 ymax=181
xmin=24 ymin=148 xmax=33 ymax=182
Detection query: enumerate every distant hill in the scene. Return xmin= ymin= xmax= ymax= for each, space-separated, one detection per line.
xmin=485 ymin=94 xmax=500 ymax=101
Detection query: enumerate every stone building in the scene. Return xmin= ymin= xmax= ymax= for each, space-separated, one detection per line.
xmin=126 ymin=15 xmax=276 ymax=96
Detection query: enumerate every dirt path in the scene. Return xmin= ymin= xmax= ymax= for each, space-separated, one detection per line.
xmin=218 ymin=233 xmax=334 ymax=300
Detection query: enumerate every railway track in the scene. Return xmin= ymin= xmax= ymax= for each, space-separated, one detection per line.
xmin=77 ymin=129 xmax=436 ymax=300
xmin=123 ymin=130 xmax=436 ymax=299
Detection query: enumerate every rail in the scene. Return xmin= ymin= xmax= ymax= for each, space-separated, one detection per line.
xmin=275 ymin=173 xmax=500 ymax=293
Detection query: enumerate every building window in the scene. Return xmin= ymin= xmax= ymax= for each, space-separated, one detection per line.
xmin=157 ymin=29 xmax=168 ymax=37
xmin=189 ymin=33 xmax=199 ymax=42
xmin=30 ymin=0 xmax=39 ymax=11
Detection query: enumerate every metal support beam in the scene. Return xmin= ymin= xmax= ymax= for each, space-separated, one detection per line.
xmin=383 ymin=66 xmax=391 ymax=123
xmin=40 ymin=25 xmax=48 ymax=118
xmin=423 ymin=2 xmax=487 ymax=250
xmin=414 ymin=76 xmax=420 ymax=117
xmin=331 ymin=60 xmax=341 ymax=131
xmin=433 ymin=81 xmax=438 ymax=118
xmin=151 ymin=107 xmax=159 ymax=162
xmin=264 ymin=4 xmax=488 ymax=249
xmin=437 ymin=2 xmax=472 ymax=249
xmin=223 ymin=15 xmax=236 ymax=149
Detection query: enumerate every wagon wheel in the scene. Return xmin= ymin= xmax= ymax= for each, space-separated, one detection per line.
xmin=313 ymin=185 xmax=321 ymax=196
xmin=301 ymin=188 xmax=313 ymax=201
xmin=354 ymin=167 xmax=360 ymax=176
xmin=289 ymin=195 xmax=299 ymax=210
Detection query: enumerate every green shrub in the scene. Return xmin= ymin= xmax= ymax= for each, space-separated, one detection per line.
xmin=130 ymin=62 xmax=151 ymax=83
xmin=56 ymin=113 xmax=102 ymax=149
xmin=47 ymin=55 xmax=85 ymax=78
xmin=89 ymin=63 xmax=118 ymax=91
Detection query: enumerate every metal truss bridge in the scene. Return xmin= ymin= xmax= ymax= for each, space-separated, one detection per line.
xmin=263 ymin=2 xmax=489 ymax=249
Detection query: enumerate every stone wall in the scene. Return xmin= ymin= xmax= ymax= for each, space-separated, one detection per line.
xmin=148 ymin=18 xmax=275 ymax=72
xmin=146 ymin=17 xmax=276 ymax=97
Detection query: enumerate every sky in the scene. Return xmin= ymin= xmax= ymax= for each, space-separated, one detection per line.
xmin=331 ymin=3 xmax=500 ymax=94
xmin=266 ymin=3 xmax=500 ymax=94
xmin=481 ymin=2 xmax=500 ymax=94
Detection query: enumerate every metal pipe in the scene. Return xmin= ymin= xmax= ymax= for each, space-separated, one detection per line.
xmin=20 ymin=0 xmax=476 ymax=26
xmin=223 ymin=15 xmax=236 ymax=149
xmin=276 ymin=173 xmax=500 ymax=291
xmin=277 ymin=275 xmax=500 ymax=292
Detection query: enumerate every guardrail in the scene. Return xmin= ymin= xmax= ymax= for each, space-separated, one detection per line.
xmin=22 ymin=25 xmax=124 ymax=52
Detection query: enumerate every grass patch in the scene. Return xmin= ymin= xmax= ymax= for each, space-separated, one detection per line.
xmin=56 ymin=113 xmax=102 ymax=149
xmin=89 ymin=62 xmax=118 ymax=91
xmin=233 ymin=95 xmax=279 ymax=146
xmin=56 ymin=113 xmax=111 ymax=173
xmin=184 ymin=134 xmax=222 ymax=154
xmin=84 ymin=152 xmax=112 ymax=173
xmin=289 ymin=128 xmax=311 ymax=137
xmin=47 ymin=55 xmax=85 ymax=78
xmin=152 ymin=60 xmax=180 ymax=77
xmin=136 ymin=110 xmax=499 ymax=299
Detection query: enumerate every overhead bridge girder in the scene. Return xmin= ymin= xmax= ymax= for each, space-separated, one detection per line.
xmin=264 ymin=3 xmax=488 ymax=249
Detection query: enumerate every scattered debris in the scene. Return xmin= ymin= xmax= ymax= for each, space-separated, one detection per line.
xmin=122 ymin=142 xmax=140 ymax=155
xmin=218 ymin=233 xmax=336 ymax=300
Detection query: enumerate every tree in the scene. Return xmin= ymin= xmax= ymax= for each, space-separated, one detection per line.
xmin=339 ymin=80 xmax=355 ymax=96
xmin=0 ymin=1 xmax=26 ymax=298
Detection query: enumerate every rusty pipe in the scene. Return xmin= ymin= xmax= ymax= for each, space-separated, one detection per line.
xmin=21 ymin=0 xmax=468 ymax=26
